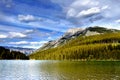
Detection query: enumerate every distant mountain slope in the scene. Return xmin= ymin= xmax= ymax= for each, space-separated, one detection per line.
xmin=5 ymin=46 xmax=35 ymax=55
xmin=38 ymin=26 xmax=119 ymax=51
xmin=30 ymin=26 xmax=120 ymax=60
xmin=0 ymin=46 xmax=29 ymax=60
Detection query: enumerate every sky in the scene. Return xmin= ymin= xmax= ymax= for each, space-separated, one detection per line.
xmin=0 ymin=0 xmax=120 ymax=49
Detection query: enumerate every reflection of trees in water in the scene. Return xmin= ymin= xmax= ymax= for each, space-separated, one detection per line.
xmin=39 ymin=61 xmax=120 ymax=80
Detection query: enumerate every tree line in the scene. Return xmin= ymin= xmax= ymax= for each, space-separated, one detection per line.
xmin=0 ymin=46 xmax=29 ymax=60
xmin=30 ymin=32 xmax=120 ymax=60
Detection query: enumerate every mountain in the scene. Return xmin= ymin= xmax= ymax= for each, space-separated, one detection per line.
xmin=39 ymin=26 xmax=119 ymax=51
xmin=5 ymin=46 xmax=35 ymax=55
xmin=30 ymin=26 xmax=120 ymax=60
xmin=0 ymin=46 xmax=29 ymax=60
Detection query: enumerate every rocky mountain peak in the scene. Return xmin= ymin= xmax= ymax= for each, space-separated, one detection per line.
xmin=65 ymin=28 xmax=83 ymax=35
xmin=38 ymin=26 xmax=119 ymax=51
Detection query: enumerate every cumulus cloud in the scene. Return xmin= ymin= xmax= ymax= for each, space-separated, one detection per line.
xmin=18 ymin=14 xmax=43 ymax=23
xmin=17 ymin=14 xmax=69 ymax=32
xmin=24 ymin=29 xmax=35 ymax=34
xmin=52 ymin=0 xmax=120 ymax=27
xmin=30 ymin=41 xmax=47 ymax=45
xmin=0 ymin=30 xmax=29 ymax=39
xmin=65 ymin=0 xmax=111 ymax=26
xmin=0 ymin=34 xmax=7 ymax=38
xmin=67 ymin=8 xmax=76 ymax=18
xmin=9 ymin=32 xmax=27 ymax=38
xmin=25 ymin=30 xmax=34 ymax=33
xmin=9 ymin=41 xmax=28 ymax=45
xmin=18 ymin=14 xmax=36 ymax=22
xmin=9 ymin=41 xmax=47 ymax=45
xmin=76 ymin=7 xmax=101 ymax=18
xmin=48 ymin=36 xmax=52 ymax=40
xmin=115 ymin=19 xmax=120 ymax=23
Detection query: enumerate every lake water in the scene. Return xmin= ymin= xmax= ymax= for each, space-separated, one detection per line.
xmin=0 ymin=60 xmax=120 ymax=80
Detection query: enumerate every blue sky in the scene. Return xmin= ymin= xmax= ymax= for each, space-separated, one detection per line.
xmin=0 ymin=0 xmax=120 ymax=49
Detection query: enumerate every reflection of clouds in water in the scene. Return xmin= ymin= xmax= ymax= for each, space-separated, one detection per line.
xmin=0 ymin=61 xmax=120 ymax=80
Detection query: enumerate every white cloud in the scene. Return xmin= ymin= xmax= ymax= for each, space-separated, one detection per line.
xmin=24 ymin=29 xmax=35 ymax=34
xmin=30 ymin=41 xmax=47 ymax=45
xmin=0 ymin=12 xmax=71 ymax=33
xmin=67 ymin=6 xmax=109 ymax=18
xmin=115 ymin=19 xmax=120 ymax=23
xmin=18 ymin=14 xmax=36 ymax=22
xmin=25 ymin=30 xmax=34 ymax=33
xmin=101 ymin=5 xmax=109 ymax=10
xmin=9 ymin=41 xmax=28 ymax=45
xmin=76 ymin=7 xmax=101 ymax=18
xmin=9 ymin=41 xmax=48 ymax=49
xmin=0 ymin=25 xmax=29 ymax=39
xmin=22 ymin=45 xmax=38 ymax=49
xmin=52 ymin=0 xmax=120 ymax=27
xmin=9 ymin=32 xmax=27 ymax=38
xmin=0 ymin=34 xmax=7 ymax=38
xmin=71 ymin=0 xmax=99 ymax=7
xmin=27 ymin=19 xmax=71 ymax=32
xmin=66 ymin=1 xmax=97 ymax=18
xmin=48 ymin=36 xmax=52 ymax=40
xmin=9 ymin=41 xmax=47 ymax=45
xmin=67 ymin=8 xmax=76 ymax=18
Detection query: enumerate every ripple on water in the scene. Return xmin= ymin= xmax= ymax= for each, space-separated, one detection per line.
xmin=0 ymin=60 xmax=120 ymax=80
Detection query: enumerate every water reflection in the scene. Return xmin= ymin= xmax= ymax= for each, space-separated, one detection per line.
xmin=0 ymin=60 xmax=120 ymax=80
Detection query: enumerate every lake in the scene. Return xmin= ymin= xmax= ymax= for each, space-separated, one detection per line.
xmin=0 ymin=60 xmax=120 ymax=80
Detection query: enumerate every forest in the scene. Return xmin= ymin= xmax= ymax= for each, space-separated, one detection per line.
xmin=30 ymin=32 xmax=120 ymax=60
xmin=0 ymin=46 xmax=29 ymax=60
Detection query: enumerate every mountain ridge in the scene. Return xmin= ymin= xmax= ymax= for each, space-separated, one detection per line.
xmin=4 ymin=46 xmax=35 ymax=55
xmin=29 ymin=26 xmax=120 ymax=60
xmin=39 ymin=26 xmax=119 ymax=51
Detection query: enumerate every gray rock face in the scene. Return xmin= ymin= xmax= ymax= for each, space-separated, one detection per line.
xmin=39 ymin=28 xmax=83 ymax=50
xmin=85 ymin=30 xmax=100 ymax=36
xmin=63 ymin=28 xmax=84 ymax=39
xmin=39 ymin=26 xmax=119 ymax=50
